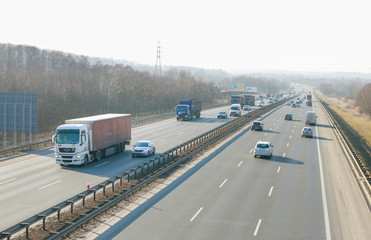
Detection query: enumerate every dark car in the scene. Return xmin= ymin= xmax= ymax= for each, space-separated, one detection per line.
xmin=251 ymin=121 xmax=264 ymax=131
xmin=284 ymin=113 xmax=293 ymax=120
xmin=306 ymin=101 xmax=312 ymax=106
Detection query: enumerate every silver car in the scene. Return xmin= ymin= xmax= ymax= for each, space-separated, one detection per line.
xmin=132 ymin=140 xmax=156 ymax=157
xmin=301 ymin=127 xmax=313 ymax=138
xmin=254 ymin=141 xmax=273 ymax=158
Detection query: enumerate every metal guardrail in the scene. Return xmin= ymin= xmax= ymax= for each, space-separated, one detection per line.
xmin=0 ymin=103 xmax=228 ymax=158
xmin=0 ymin=99 xmax=289 ymax=240
xmin=0 ymin=139 xmax=52 ymax=157
xmin=317 ymin=95 xmax=371 ymax=210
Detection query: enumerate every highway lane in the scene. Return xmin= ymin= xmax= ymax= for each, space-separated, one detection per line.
xmin=95 ymin=95 xmax=370 ymax=240
xmin=0 ymin=104 xmax=257 ymax=231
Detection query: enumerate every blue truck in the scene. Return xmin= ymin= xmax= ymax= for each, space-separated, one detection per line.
xmin=176 ymin=100 xmax=202 ymax=121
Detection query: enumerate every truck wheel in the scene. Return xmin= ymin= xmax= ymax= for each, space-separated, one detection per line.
xmin=83 ymin=155 xmax=88 ymax=166
xmin=96 ymin=151 xmax=102 ymax=162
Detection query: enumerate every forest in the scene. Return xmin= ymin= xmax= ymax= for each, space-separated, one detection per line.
xmin=0 ymin=44 xmax=222 ymax=134
xmin=0 ymin=43 xmax=290 ymax=145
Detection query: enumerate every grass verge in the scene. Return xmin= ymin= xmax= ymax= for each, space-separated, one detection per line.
xmin=315 ymin=90 xmax=371 ymax=172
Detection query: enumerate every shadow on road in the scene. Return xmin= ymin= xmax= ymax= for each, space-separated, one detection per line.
xmin=257 ymin=155 xmax=304 ymax=165
xmin=313 ymin=136 xmax=333 ymax=141
xmin=316 ymin=123 xmax=334 ymax=129
xmin=262 ymin=130 xmax=280 ymax=134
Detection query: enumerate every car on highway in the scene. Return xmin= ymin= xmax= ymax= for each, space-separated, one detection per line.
xmin=254 ymin=141 xmax=273 ymax=158
xmin=284 ymin=113 xmax=293 ymax=120
xmin=251 ymin=121 xmax=264 ymax=131
xmin=132 ymin=140 xmax=156 ymax=157
xmin=257 ymin=102 xmax=263 ymax=107
xmin=217 ymin=111 xmax=228 ymax=119
xmin=291 ymin=103 xmax=296 ymax=108
xmin=306 ymin=101 xmax=312 ymax=106
xmin=295 ymin=101 xmax=301 ymax=107
xmin=301 ymin=127 xmax=313 ymax=138
xmin=242 ymin=105 xmax=251 ymax=111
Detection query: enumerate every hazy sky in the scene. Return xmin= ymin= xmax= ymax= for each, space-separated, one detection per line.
xmin=1 ymin=0 xmax=370 ymax=73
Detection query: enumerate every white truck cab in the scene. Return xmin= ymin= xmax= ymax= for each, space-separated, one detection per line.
xmin=54 ymin=124 xmax=90 ymax=165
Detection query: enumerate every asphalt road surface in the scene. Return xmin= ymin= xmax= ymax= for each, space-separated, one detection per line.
xmin=91 ymin=95 xmax=371 ymax=240
xmin=0 ymin=105 xmax=255 ymax=231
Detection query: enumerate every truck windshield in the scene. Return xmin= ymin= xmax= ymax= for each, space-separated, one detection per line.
xmin=56 ymin=129 xmax=80 ymax=144
xmin=176 ymin=106 xmax=188 ymax=111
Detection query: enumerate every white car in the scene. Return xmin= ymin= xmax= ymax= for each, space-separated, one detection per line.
xmin=242 ymin=105 xmax=251 ymax=111
xmin=254 ymin=141 xmax=273 ymax=158
xmin=132 ymin=140 xmax=156 ymax=157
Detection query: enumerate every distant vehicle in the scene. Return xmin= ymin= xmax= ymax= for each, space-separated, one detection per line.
xmin=242 ymin=94 xmax=256 ymax=106
xmin=242 ymin=105 xmax=251 ymax=111
xmin=284 ymin=113 xmax=293 ymax=120
xmin=251 ymin=121 xmax=264 ymax=131
xmin=229 ymin=104 xmax=242 ymax=117
xmin=132 ymin=140 xmax=156 ymax=157
xmin=301 ymin=127 xmax=313 ymax=138
xmin=217 ymin=111 xmax=228 ymax=119
xmin=53 ymin=114 xmax=131 ymax=166
xmin=176 ymin=100 xmax=201 ymax=121
xmin=291 ymin=103 xmax=296 ymax=108
xmin=286 ymin=101 xmax=291 ymax=105
xmin=306 ymin=101 xmax=312 ymax=106
xmin=295 ymin=101 xmax=301 ymax=107
xmin=231 ymin=95 xmax=244 ymax=105
xmin=306 ymin=94 xmax=312 ymax=102
xmin=254 ymin=141 xmax=273 ymax=158
xmin=257 ymin=102 xmax=263 ymax=107
xmin=268 ymin=97 xmax=274 ymax=103
xmin=305 ymin=111 xmax=317 ymax=125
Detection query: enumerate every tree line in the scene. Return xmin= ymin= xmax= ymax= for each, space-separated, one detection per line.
xmin=319 ymin=81 xmax=371 ymax=117
xmin=0 ymin=43 xmax=220 ymax=133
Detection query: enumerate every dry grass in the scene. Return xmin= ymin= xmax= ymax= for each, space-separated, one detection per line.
xmin=315 ymin=90 xmax=371 ymax=148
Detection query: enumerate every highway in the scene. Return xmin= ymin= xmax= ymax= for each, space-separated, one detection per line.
xmin=88 ymin=95 xmax=371 ymax=240
xmin=0 ymin=105 xmax=243 ymax=231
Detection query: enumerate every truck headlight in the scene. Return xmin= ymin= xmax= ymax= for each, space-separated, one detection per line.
xmin=76 ymin=155 xmax=81 ymax=159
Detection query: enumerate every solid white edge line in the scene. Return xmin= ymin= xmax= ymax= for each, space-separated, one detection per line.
xmin=39 ymin=180 xmax=62 ymax=190
xmin=94 ymin=161 xmax=110 ymax=168
xmin=254 ymin=219 xmax=262 ymax=236
xmin=315 ymin=124 xmax=332 ymax=240
xmin=268 ymin=186 xmax=273 ymax=197
xmin=219 ymin=178 xmax=228 ymax=188
xmin=237 ymin=161 xmax=243 ymax=167
xmin=190 ymin=207 xmax=203 ymax=222
xmin=0 ymin=177 xmax=17 ymax=185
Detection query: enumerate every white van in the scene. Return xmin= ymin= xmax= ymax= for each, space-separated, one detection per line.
xmin=229 ymin=104 xmax=241 ymax=117
xmin=305 ymin=111 xmax=317 ymax=125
